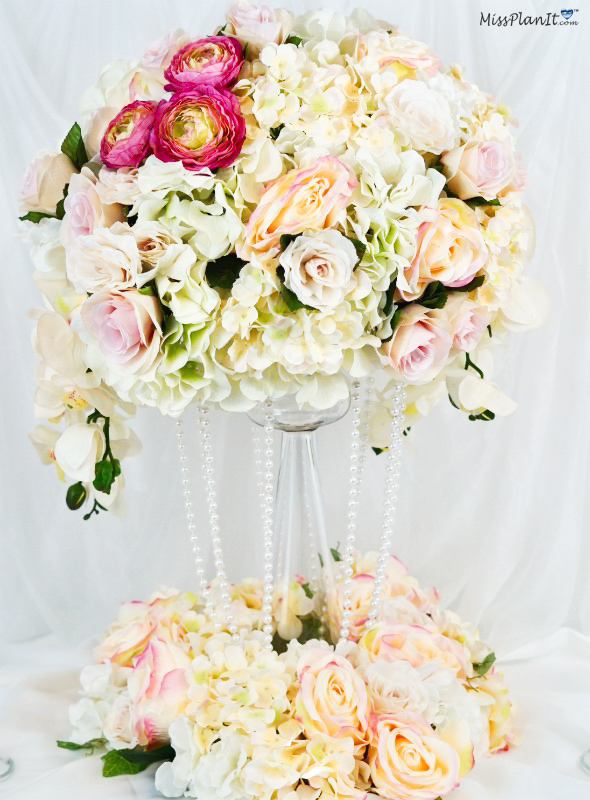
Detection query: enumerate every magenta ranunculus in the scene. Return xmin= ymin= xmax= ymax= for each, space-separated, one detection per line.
xmin=150 ymin=87 xmax=246 ymax=171
xmin=100 ymin=101 xmax=157 ymax=169
xmin=164 ymin=35 xmax=244 ymax=90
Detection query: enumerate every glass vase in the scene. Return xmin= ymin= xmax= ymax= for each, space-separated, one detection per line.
xmin=248 ymin=392 xmax=350 ymax=644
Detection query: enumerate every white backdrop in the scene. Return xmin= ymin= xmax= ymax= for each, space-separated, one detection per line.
xmin=0 ymin=0 xmax=588 ymax=659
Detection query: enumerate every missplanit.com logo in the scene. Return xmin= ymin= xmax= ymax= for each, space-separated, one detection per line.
xmin=481 ymin=9 xmax=579 ymax=26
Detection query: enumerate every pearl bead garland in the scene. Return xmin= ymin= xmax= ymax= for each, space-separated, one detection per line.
xmin=366 ymin=382 xmax=407 ymax=629
xmin=196 ymin=404 xmax=238 ymax=639
xmin=337 ymin=377 xmax=375 ymax=646
xmin=175 ymin=417 xmax=208 ymax=602
xmin=259 ymin=400 xmax=275 ymax=649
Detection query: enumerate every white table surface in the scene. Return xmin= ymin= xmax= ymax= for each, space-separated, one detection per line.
xmin=1 ymin=628 xmax=589 ymax=799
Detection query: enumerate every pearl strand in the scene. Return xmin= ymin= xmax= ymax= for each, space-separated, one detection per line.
xmin=175 ymin=417 xmax=208 ymax=602
xmin=196 ymin=404 xmax=238 ymax=639
xmin=338 ymin=379 xmax=363 ymax=645
xmin=260 ymin=400 xmax=275 ymax=649
xmin=366 ymin=382 xmax=407 ymax=629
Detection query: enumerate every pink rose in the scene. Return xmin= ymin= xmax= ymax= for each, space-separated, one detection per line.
xmin=141 ymin=29 xmax=190 ymax=69
xmin=164 ymin=36 xmax=244 ymax=91
xmin=446 ymin=295 xmax=490 ymax=353
xmin=441 ymin=139 xmax=516 ymax=201
xmin=127 ymin=638 xmax=191 ymax=746
xmin=295 ymin=648 xmax=370 ymax=746
xmin=100 ymin=101 xmax=158 ymax=169
xmin=95 ymin=606 xmax=156 ymax=667
xmin=81 ymin=289 xmax=163 ymax=375
xmin=150 ymin=87 xmax=246 ymax=171
xmin=226 ymin=2 xmax=292 ymax=54
xmin=61 ymin=167 xmax=124 ymax=242
xmin=357 ymin=31 xmax=441 ymax=76
xmin=398 ymin=199 xmax=488 ymax=301
xmin=381 ymin=305 xmax=452 ymax=384
xmin=21 ymin=152 xmax=77 ymax=214
xmin=369 ymin=711 xmax=460 ymax=800
xmin=239 ymin=156 xmax=357 ymax=260
xmin=360 ymin=622 xmax=470 ymax=679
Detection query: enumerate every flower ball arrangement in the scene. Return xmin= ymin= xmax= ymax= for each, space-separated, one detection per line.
xmin=22 ymin=3 xmax=546 ymax=516
xmin=65 ymin=553 xmax=512 ymax=799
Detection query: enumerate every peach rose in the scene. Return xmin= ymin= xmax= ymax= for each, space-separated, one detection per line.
xmin=81 ymin=289 xmax=163 ymax=376
xmin=398 ymin=199 xmax=488 ymax=301
xmin=21 ymin=152 xmax=77 ymax=214
xmin=369 ymin=711 xmax=460 ymax=800
xmin=95 ymin=601 xmax=156 ymax=666
xmin=441 ymin=139 xmax=516 ymax=201
xmin=380 ymin=305 xmax=452 ymax=384
xmin=360 ymin=623 xmax=470 ymax=679
xmin=127 ymin=638 xmax=191 ymax=746
xmin=239 ymin=156 xmax=357 ymax=260
xmin=295 ymin=648 xmax=370 ymax=747
xmin=357 ymin=31 xmax=441 ymax=76
xmin=446 ymin=294 xmax=490 ymax=353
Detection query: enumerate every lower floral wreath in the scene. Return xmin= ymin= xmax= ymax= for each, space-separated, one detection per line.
xmin=62 ymin=552 xmax=513 ymax=800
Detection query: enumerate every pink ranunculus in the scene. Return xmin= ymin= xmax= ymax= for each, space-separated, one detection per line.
xmin=141 ymin=29 xmax=191 ymax=69
xmin=100 ymin=101 xmax=158 ymax=169
xmin=398 ymin=199 xmax=488 ymax=301
xmin=164 ymin=36 xmax=244 ymax=91
xmin=81 ymin=289 xmax=163 ymax=376
xmin=381 ymin=304 xmax=452 ymax=385
xmin=441 ymin=139 xmax=516 ymax=201
xmin=239 ymin=156 xmax=358 ymax=260
xmin=150 ymin=87 xmax=246 ymax=171
xmin=369 ymin=711 xmax=460 ymax=800
xmin=446 ymin=295 xmax=491 ymax=353
xmin=295 ymin=648 xmax=370 ymax=747
xmin=61 ymin=167 xmax=124 ymax=242
xmin=360 ymin=622 xmax=470 ymax=679
xmin=127 ymin=638 xmax=191 ymax=747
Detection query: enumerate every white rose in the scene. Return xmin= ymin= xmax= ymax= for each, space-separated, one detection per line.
xmin=103 ymin=695 xmax=137 ymax=749
xmin=54 ymin=423 xmax=105 ymax=482
xmin=226 ymin=2 xmax=292 ymax=54
xmin=21 ymin=152 xmax=77 ymax=214
xmin=279 ymin=229 xmax=358 ymax=310
xmin=364 ymin=660 xmax=432 ymax=716
xmin=95 ymin=166 xmax=141 ymax=206
xmin=384 ymin=79 xmax=457 ymax=154
xmin=65 ymin=224 xmax=140 ymax=294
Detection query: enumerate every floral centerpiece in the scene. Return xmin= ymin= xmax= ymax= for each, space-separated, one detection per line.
xmin=63 ymin=552 xmax=512 ymax=799
xmin=21 ymin=2 xmax=547 ymax=517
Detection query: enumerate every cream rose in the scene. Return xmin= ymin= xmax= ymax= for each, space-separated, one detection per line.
xmin=279 ymin=229 xmax=357 ymax=310
xmin=295 ymin=648 xmax=370 ymax=746
xmin=360 ymin=623 xmax=470 ymax=679
xmin=358 ymin=31 xmax=441 ymax=76
xmin=398 ymin=199 xmax=488 ymax=301
xmin=239 ymin=156 xmax=357 ymax=260
xmin=441 ymin=139 xmax=516 ymax=201
xmin=381 ymin=305 xmax=452 ymax=384
xmin=369 ymin=711 xmax=460 ymax=800
xmin=21 ymin=152 xmax=77 ymax=214
xmin=81 ymin=289 xmax=163 ymax=375
xmin=384 ymin=79 xmax=457 ymax=155
xmin=226 ymin=1 xmax=292 ymax=54
xmin=65 ymin=225 xmax=140 ymax=294
xmin=95 ymin=614 xmax=157 ymax=666
xmin=61 ymin=167 xmax=125 ymax=242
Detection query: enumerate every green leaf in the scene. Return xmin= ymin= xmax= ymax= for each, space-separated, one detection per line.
xmin=101 ymin=745 xmax=175 ymax=778
xmin=383 ymin=279 xmax=397 ymax=317
xmin=473 ymin=651 xmax=496 ymax=677
xmin=417 ymin=281 xmax=448 ymax=309
xmin=61 ymin=122 xmax=88 ymax=170
xmin=55 ymin=183 xmax=70 ymax=221
xmin=57 ymin=738 xmax=106 ymax=752
xmin=372 ymin=447 xmax=385 ymax=455
xmin=276 ymin=266 xmax=314 ymax=311
xmin=468 ymin=409 xmax=495 ymax=422
xmin=270 ymin=124 xmax=284 ymax=140
xmin=205 ymin=253 xmax=246 ymax=290
xmin=279 ymin=233 xmax=298 ymax=251
xmin=93 ymin=460 xmax=114 ymax=494
xmin=390 ymin=306 xmax=403 ymax=334
xmin=138 ymin=285 xmax=155 ymax=296
xmin=66 ymin=482 xmax=87 ymax=510
xmin=330 ymin=546 xmax=342 ymax=562
xmin=347 ymin=236 xmax=366 ymax=263
xmin=465 ymin=196 xmax=501 ymax=208
xmin=452 ymin=275 xmax=485 ymax=293
xmin=112 ymin=458 xmax=121 ymax=477
xmin=301 ymin=582 xmax=314 ymax=599
xmin=19 ymin=211 xmax=55 ymax=224
xmin=297 ymin=615 xmax=324 ymax=644
xmin=285 ymin=34 xmax=303 ymax=46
